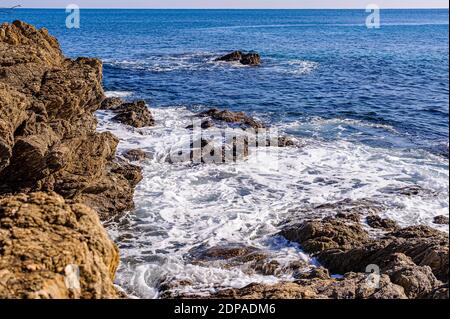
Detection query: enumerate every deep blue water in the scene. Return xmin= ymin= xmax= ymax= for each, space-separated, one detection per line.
xmin=2 ymin=9 xmax=449 ymax=155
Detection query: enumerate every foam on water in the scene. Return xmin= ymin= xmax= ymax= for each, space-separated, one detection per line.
xmin=96 ymin=106 xmax=449 ymax=299
xmin=105 ymin=91 xmax=134 ymax=98
xmin=104 ymin=54 xmax=320 ymax=76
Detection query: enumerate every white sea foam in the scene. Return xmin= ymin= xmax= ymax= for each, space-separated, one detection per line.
xmin=96 ymin=106 xmax=449 ymax=298
xmin=286 ymin=60 xmax=319 ymax=75
xmin=105 ymin=91 xmax=134 ymax=98
xmin=104 ymin=54 xmax=319 ymax=76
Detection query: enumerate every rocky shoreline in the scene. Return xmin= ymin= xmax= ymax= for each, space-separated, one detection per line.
xmin=0 ymin=21 xmax=142 ymax=298
xmin=0 ymin=21 xmax=448 ymax=299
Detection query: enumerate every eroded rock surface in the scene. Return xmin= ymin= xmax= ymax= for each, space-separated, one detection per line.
xmin=111 ymin=100 xmax=155 ymax=128
xmin=279 ymin=214 xmax=448 ymax=298
xmin=0 ymin=192 xmax=120 ymax=299
xmin=0 ymin=21 xmax=139 ymax=219
xmin=0 ymin=21 xmax=141 ymax=299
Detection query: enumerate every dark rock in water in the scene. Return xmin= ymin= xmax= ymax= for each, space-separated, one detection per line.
xmin=276 ymin=136 xmax=296 ymax=147
xmin=185 ymin=119 xmax=214 ymax=130
xmin=199 ymin=108 xmax=264 ymax=129
xmin=100 ymin=97 xmax=124 ymax=110
xmin=280 ymin=216 xmax=370 ymax=253
xmin=122 ymin=149 xmax=150 ymax=162
xmin=379 ymin=185 xmax=434 ymax=197
xmin=168 ymin=135 xmax=250 ymax=164
xmin=240 ymin=53 xmax=261 ymax=66
xmin=216 ymin=51 xmax=242 ymax=62
xmin=366 ymin=215 xmax=399 ymax=231
xmin=0 ymin=192 xmax=120 ymax=298
xmin=433 ymin=215 xmax=449 ymax=225
xmin=189 ymin=245 xmax=265 ymax=263
xmin=112 ymin=100 xmax=155 ymax=128
xmin=216 ymin=51 xmax=261 ymax=66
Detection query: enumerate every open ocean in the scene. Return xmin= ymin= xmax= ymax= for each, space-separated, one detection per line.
xmin=3 ymin=9 xmax=448 ymax=298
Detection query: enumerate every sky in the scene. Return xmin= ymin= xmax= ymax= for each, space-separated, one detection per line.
xmin=1 ymin=0 xmax=449 ymax=9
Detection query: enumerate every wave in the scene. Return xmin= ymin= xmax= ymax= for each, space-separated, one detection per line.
xmin=105 ymin=91 xmax=134 ymax=98
xmin=96 ymin=106 xmax=449 ymax=298
xmin=104 ymin=54 xmax=320 ymax=77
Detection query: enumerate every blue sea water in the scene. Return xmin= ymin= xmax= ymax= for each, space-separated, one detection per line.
xmin=2 ymin=9 xmax=449 ymax=298
xmin=3 ymin=9 xmax=449 ymax=154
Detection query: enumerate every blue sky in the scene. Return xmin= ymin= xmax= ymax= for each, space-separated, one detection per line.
xmin=2 ymin=0 xmax=449 ymax=9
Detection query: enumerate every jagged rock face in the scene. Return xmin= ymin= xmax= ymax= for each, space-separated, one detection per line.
xmin=0 ymin=21 xmax=140 ymax=219
xmin=279 ymin=216 xmax=448 ymax=298
xmin=0 ymin=192 xmax=120 ymax=299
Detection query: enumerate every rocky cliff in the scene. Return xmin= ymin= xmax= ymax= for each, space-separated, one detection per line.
xmin=0 ymin=21 xmax=140 ymax=298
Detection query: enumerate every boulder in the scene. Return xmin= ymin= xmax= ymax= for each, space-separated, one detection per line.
xmin=433 ymin=215 xmax=449 ymax=225
xmin=380 ymin=253 xmax=441 ymax=299
xmin=112 ymin=100 xmax=155 ymax=128
xmin=122 ymin=149 xmax=150 ymax=162
xmin=240 ymin=53 xmax=261 ymax=66
xmin=216 ymin=51 xmax=261 ymax=66
xmin=366 ymin=215 xmax=399 ymax=231
xmin=280 ymin=217 xmax=370 ymax=253
xmin=0 ymin=193 xmax=120 ymax=299
xmin=199 ymin=108 xmax=264 ymax=129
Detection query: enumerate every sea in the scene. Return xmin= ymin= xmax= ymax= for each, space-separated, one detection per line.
xmin=3 ymin=9 xmax=449 ymax=298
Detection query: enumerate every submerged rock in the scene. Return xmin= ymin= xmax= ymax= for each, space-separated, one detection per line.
xmin=167 ymin=135 xmax=250 ymax=164
xmin=215 ymin=51 xmax=261 ymax=66
xmin=280 ymin=217 xmax=370 ymax=253
xmin=122 ymin=149 xmax=151 ymax=162
xmin=199 ymin=108 xmax=264 ymax=129
xmin=366 ymin=215 xmax=399 ymax=231
xmin=0 ymin=193 xmax=120 ymax=299
xmin=185 ymin=119 xmax=214 ymax=130
xmin=433 ymin=215 xmax=449 ymax=225
xmin=112 ymin=100 xmax=155 ymax=128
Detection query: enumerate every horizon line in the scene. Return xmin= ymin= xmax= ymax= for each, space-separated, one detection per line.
xmin=9 ymin=7 xmax=450 ymax=10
